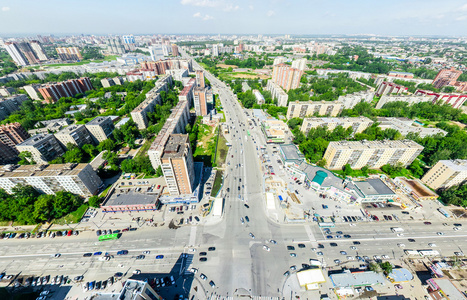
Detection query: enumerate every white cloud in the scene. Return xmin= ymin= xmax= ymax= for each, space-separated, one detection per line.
xmin=456 ymin=15 xmax=467 ymax=21
xmin=460 ymin=4 xmax=467 ymax=11
xmin=248 ymin=5 xmax=254 ymax=10
xmin=181 ymin=0 xmax=239 ymax=11
xmin=267 ymin=10 xmax=275 ymax=17
xmin=193 ymin=12 xmax=214 ymax=21
xmin=1 ymin=7 xmax=10 ymax=12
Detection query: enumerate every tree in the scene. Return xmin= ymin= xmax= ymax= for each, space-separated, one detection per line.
xmin=317 ymin=159 xmax=326 ymax=168
xmin=98 ymin=139 xmax=116 ymax=152
xmin=155 ymin=166 xmax=163 ymax=177
xmin=33 ymin=195 xmax=54 ymax=222
xmin=18 ymin=151 xmax=35 ymax=165
xmin=369 ymin=262 xmax=382 ymax=273
xmin=63 ymin=144 xmax=84 ymax=163
xmin=408 ymin=160 xmax=424 ymax=178
xmin=379 ymin=261 xmax=393 ymax=274
xmin=88 ymin=196 xmax=101 ymax=208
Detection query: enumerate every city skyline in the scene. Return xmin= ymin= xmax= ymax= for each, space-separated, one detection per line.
xmin=1 ymin=0 xmax=467 ymax=36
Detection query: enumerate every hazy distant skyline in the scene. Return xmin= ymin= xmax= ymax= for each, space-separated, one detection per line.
xmin=1 ymin=0 xmax=467 ymax=36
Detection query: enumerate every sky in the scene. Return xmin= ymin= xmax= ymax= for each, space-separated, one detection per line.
xmin=1 ymin=0 xmax=467 ymax=36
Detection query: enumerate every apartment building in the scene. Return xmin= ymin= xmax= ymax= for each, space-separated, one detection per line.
xmin=4 ymin=41 xmax=47 ymax=66
xmin=0 ymin=94 xmax=28 ymax=121
xmin=388 ymin=71 xmax=414 ymax=79
xmin=301 ymin=117 xmax=373 ymax=135
xmin=54 ymin=124 xmax=93 ymax=149
xmin=179 ymin=78 xmax=196 ymax=106
xmin=140 ymin=58 xmax=192 ymax=75
xmin=55 ymin=47 xmax=83 ymax=61
xmin=432 ymin=67 xmax=462 ymax=89
xmin=0 ymin=163 xmax=102 ymax=196
xmin=271 ymin=63 xmax=303 ymax=91
xmin=253 ymin=90 xmax=265 ymax=105
xmin=377 ymin=117 xmax=447 ymax=138
xmin=287 ymin=101 xmax=343 ymax=119
xmin=23 ymin=84 xmax=42 ymax=100
xmin=266 ymin=80 xmax=289 ymax=107
xmin=193 ymin=87 xmax=209 ymax=116
xmin=422 ymin=160 xmax=467 ymax=190
xmin=415 ymin=90 xmax=467 ymax=109
xmin=85 ymin=117 xmax=115 ymax=144
xmin=376 ymin=94 xmax=433 ymax=109
xmin=38 ymin=77 xmax=93 ymax=103
xmin=131 ymin=93 xmax=161 ymax=129
xmin=375 ymin=81 xmax=408 ymax=97
xmin=0 ymin=87 xmax=16 ymax=97
xmin=16 ymin=134 xmax=65 ymax=164
xmin=0 ymin=141 xmax=19 ymax=164
xmin=0 ymin=122 xmax=30 ymax=147
xmin=316 ymin=69 xmax=372 ymax=80
xmin=338 ymin=91 xmax=374 ymax=109
xmin=161 ymin=134 xmax=195 ymax=196
xmin=323 ymin=140 xmax=424 ymax=170
xmin=148 ymin=99 xmax=190 ymax=170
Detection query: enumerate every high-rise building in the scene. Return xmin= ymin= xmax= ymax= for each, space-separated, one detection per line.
xmin=141 ymin=58 xmax=193 ymax=75
xmin=0 ymin=163 xmax=102 ymax=196
xmin=171 ymin=44 xmax=179 ymax=57
xmin=0 ymin=94 xmax=29 ymax=121
xmin=266 ymin=80 xmax=289 ymax=107
xmin=196 ymin=70 xmax=205 ymax=88
xmin=122 ymin=35 xmax=135 ymax=44
xmin=149 ymin=44 xmax=165 ymax=61
xmin=4 ymin=42 xmax=29 ymax=66
xmin=54 ymin=124 xmax=93 ymax=149
xmin=178 ymin=78 xmax=196 ymax=107
xmin=38 ymin=77 xmax=93 ymax=103
xmin=16 ymin=133 xmax=65 ymax=164
xmin=29 ymin=41 xmax=48 ymax=61
xmin=291 ymin=58 xmax=307 ymax=71
xmin=0 ymin=122 xmax=30 ymax=148
xmin=17 ymin=42 xmax=39 ymax=65
xmin=301 ymin=117 xmax=373 ymax=135
xmin=422 ymin=160 xmax=467 ymax=190
xmin=56 ymin=47 xmax=83 ymax=61
xmin=106 ymin=37 xmax=126 ymax=55
xmin=323 ymin=140 xmax=424 ymax=170
xmin=0 ymin=141 xmax=19 ymax=164
xmin=23 ymin=84 xmax=42 ymax=100
xmin=131 ymin=93 xmax=161 ymax=129
xmin=212 ymin=44 xmax=219 ymax=57
xmin=272 ymin=63 xmax=303 ymax=91
xmin=161 ymin=134 xmax=195 ymax=196
xmin=193 ymin=87 xmax=208 ymax=116
xmin=432 ymin=67 xmax=462 ymax=89
xmin=286 ymin=101 xmax=343 ymax=119
xmin=85 ymin=116 xmax=115 ymax=144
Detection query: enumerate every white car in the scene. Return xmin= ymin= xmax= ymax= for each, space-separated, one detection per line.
xmin=99 ymin=256 xmax=110 ymax=261
xmin=188 ymin=248 xmax=196 ymax=252
xmin=189 ymin=268 xmax=198 ymax=274
xmin=397 ymin=233 xmax=404 ymax=237
xmin=454 ymin=227 xmax=460 ymax=231
xmin=263 ymin=245 xmax=270 ymax=252
xmin=349 ymin=223 xmax=356 ymax=227
xmin=382 ymin=255 xmax=390 ymax=259
xmin=374 ymin=255 xmax=381 ymax=260
xmin=350 ymin=246 xmax=357 ymax=250
xmin=347 ymin=256 xmax=354 ymax=260
xmin=132 ymin=270 xmax=141 ymax=275
xmin=454 ymin=252 xmax=464 ymax=256
xmin=437 ymin=232 xmax=445 ymax=235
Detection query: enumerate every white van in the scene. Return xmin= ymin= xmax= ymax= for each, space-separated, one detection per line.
xmin=391 ymin=227 xmax=404 ymax=233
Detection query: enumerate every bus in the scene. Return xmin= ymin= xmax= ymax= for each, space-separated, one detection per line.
xmin=318 ymin=222 xmax=335 ymax=228
xmin=418 ymin=250 xmax=440 ymax=257
xmin=98 ymin=233 xmax=120 ymax=241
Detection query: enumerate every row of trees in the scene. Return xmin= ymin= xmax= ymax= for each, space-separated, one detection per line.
xmin=0 ymin=185 xmax=83 ymax=224
xmin=438 ymin=184 xmax=467 ymax=207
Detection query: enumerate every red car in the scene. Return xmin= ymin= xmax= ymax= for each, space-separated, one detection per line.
xmin=67 ymin=230 xmax=72 ymax=236
xmin=157 ymin=185 xmax=161 ymax=189
xmin=424 ymin=222 xmax=432 ymax=225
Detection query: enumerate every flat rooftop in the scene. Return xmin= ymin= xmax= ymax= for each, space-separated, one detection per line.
xmin=329 ymin=270 xmax=386 ymax=288
xmin=0 ymin=163 xmax=88 ymax=178
xmin=279 ymin=144 xmax=304 ymax=161
xmin=354 ymin=178 xmax=395 ymax=196
xmin=103 ymin=190 xmax=159 ymax=207
xmin=161 ymin=134 xmax=189 ymax=158
xmin=87 ymin=116 xmax=111 ymax=126
xmin=328 ymin=139 xmax=423 ymax=150
xmin=16 ymin=133 xmax=52 ymax=146
xmin=55 ymin=124 xmax=84 ymax=135
xmin=179 ymin=78 xmax=195 ymax=96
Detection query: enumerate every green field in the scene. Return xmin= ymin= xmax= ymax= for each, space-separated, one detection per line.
xmin=54 ymin=204 xmax=89 ymax=225
xmin=45 ymin=55 xmax=118 ymax=68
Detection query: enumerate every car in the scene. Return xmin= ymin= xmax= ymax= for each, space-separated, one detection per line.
xmin=101 ymin=280 xmax=107 ymax=289
xmin=397 ymin=233 xmax=404 ymax=237
xmin=249 ymin=232 xmax=255 ymax=239
xmin=326 ymin=235 xmax=333 ymax=239
xmin=322 ymin=204 xmax=328 ymax=209
xmin=290 ymin=265 xmax=297 ymax=271
xmin=96 ymin=281 xmax=101 ymax=289
xmin=133 ymin=270 xmax=141 ymax=275
xmin=209 ymin=280 xmax=216 ymax=288
xmin=199 ymin=257 xmax=207 ymax=262
xmin=83 ymin=253 xmax=92 ymax=257
xmin=199 ymin=252 xmax=207 ymax=256
xmin=290 ymin=253 xmax=297 ymax=257
xmin=330 ymin=243 xmax=338 ymax=247
xmin=156 ymin=255 xmax=164 ymax=259
xmin=270 ymin=240 xmax=277 ymax=244
xmin=395 ymin=284 xmax=403 ymax=289
xmin=347 ymin=256 xmax=354 ymax=261
xmin=40 ymin=291 xmax=50 ymax=296
xmin=356 ymin=256 xmax=363 ymax=262
xmin=117 ymin=250 xmax=128 ymax=255
xmin=53 ymin=253 xmax=61 ymax=258
xmin=424 ymin=222 xmax=432 ymax=225
xmin=317 ymin=251 xmax=324 ymax=256
xmin=429 ymin=243 xmax=437 ymax=247
xmin=244 ymin=204 xmax=250 ymax=208
xmin=99 ymin=256 xmax=110 ymax=261
xmin=365 ymin=286 xmax=374 ymax=292
xmin=114 ymin=272 xmax=123 ymax=278
xmin=200 ymin=274 xmax=207 ymax=280
xmin=335 ymin=235 xmax=342 ymax=239
xmin=240 ymin=217 xmax=244 ymax=224
xmin=318 ymin=244 xmax=324 ymax=248
xmin=263 ymin=245 xmax=270 ymax=251
xmin=454 ymin=252 xmax=464 ymax=256
xmin=340 ymin=251 xmax=347 ymax=255
xmin=382 ymin=255 xmax=390 ymax=259
xmin=408 ymin=239 xmax=416 ymax=242
xmin=402 ymin=211 xmax=409 ymax=215
xmin=388 ymin=215 xmax=393 ymax=220
xmin=208 ymin=247 xmax=216 ymax=251
xmin=283 ymin=271 xmax=290 ymax=276
xmin=454 ymin=223 xmax=462 ymax=227
xmin=454 ymin=227 xmax=460 ymax=231
xmin=353 ymin=241 xmax=361 ymax=245
xmin=245 ymin=216 xmax=250 ymax=222
xmin=334 ymin=259 xmax=341 ymax=264
xmin=384 ymin=215 xmax=389 ymax=220
xmin=344 ymin=235 xmax=351 ymax=238
xmin=287 ymin=245 xmax=295 ymax=251
xmin=437 ymin=232 xmax=445 ymax=235
xmin=136 ymin=255 xmax=145 ymax=260
xmin=298 ymin=243 xmax=306 ymax=248
xmin=94 ymin=252 xmax=102 ymax=256
xmin=238 ymin=186 xmax=240 ymax=191
xmin=74 ymin=276 xmax=84 ymax=282
xmin=398 ymin=243 xmax=406 ymax=247
xmin=96 ymin=230 xmax=102 ymax=236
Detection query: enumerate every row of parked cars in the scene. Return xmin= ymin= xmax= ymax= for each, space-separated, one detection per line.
xmin=2 ymin=230 xmax=79 ymax=240
xmin=11 ymin=274 xmax=70 ymax=288
xmin=83 ymin=276 xmax=115 ymax=292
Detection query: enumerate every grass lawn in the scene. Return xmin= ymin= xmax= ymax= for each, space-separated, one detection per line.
xmin=45 ymin=55 xmax=118 ymax=68
xmin=211 ymin=170 xmax=224 ymax=197
xmin=99 ymin=185 xmax=113 ymax=198
xmin=136 ymin=137 xmax=155 ymax=158
xmin=54 ymin=204 xmax=89 ymax=225
xmin=215 ymin=132 xmax=228 ymax=166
